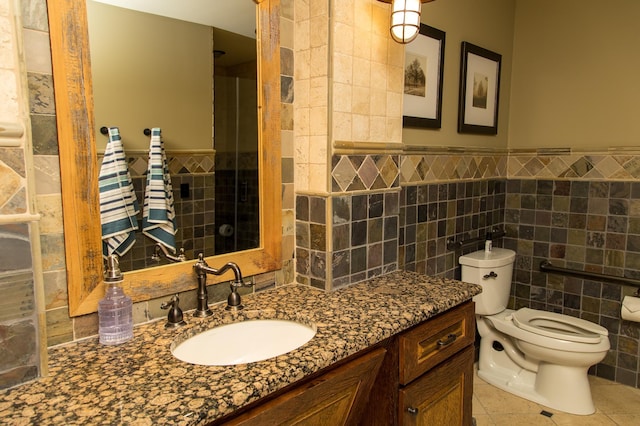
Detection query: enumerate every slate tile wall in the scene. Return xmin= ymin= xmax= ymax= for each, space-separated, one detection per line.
xmin=295 ymin=190 xmax=399 ymax=290
xmin=503 ymin=179 xmax=640 ymax=387
xmin=399 ymin=179 xmax=507 ymax=279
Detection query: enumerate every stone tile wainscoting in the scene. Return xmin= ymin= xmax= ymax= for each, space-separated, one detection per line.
xmin=399 ymin=179 xmax=507 ymax=279
xmin=295 ymin=190 xmax=400 ymax=290
xmin=503 ymin=178 xmax=640 ymax=388
xmin=295 ymin=154 xmax=402 ymax=290
xmin=0 ymin=225 xmax=39 ymax=389
xmin=385 ymin=150 xmax=640 ymax=389
xmin=0 ymin=0 xmax=43 ymax=389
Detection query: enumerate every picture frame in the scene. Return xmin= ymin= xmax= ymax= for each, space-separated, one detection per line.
xmin=457 ymin=41 xmax=502 ymax=135
xmin=402 ymin=24 xmax=446 ymax=129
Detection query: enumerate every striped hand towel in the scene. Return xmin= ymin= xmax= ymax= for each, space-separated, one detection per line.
xmin=99 ymin=127 xmax=140 ymax=258
xmin=142 ymin=128 xmax=177 ymax=252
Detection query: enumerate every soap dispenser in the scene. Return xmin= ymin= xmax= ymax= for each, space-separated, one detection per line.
xmin=485 ymin=231 xmax=493 ymax=253
xmin=98 ymin=255 xmax=134 ymax=345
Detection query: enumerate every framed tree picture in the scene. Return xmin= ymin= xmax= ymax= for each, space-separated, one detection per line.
xmin=403 ymin=24 xmax=446 ymax=129
xmin=457 ymin=41 xmax=501 ymax=135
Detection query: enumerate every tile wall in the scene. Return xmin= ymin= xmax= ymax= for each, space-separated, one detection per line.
xmin=0 ymin=0 xmax=43 ymax=389
xmin=0 ymin=224 xmax=39 ymax=389
xmin=295 ymin=189 xmax=400 ymax=290
xmin=397 ymin=152 xmax=508 ymax=278
xmin=504 ymin=178 xmax=640 ymax=387
xmin=326 ymin=149 xmax=640 ymax=389
xmin=400 ymin=179 xmax=506 ymax=279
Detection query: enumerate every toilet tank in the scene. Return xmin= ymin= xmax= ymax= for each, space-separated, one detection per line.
xmin=459 ymin=248 xmax=516 ymax=315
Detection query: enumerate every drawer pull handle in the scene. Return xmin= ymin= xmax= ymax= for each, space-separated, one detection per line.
xmin=437 ymin=333 xmax=457 ymax=348
xmin=483 ymin=271 xmax=498 ymax=279
xmin=407 ymin=407 xmax=419 ymax=415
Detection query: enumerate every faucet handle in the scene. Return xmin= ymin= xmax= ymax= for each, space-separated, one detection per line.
xmin=226 ymin=277 xmax=254 ymax=311
xmin=231 ymin=276 xmax=254 ymax=289
xmin=161 ymin=294 xmax=187 ymax=328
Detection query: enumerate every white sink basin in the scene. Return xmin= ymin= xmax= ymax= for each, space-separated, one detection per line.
xmin=172 ymin=319 xmax=316 ymax=366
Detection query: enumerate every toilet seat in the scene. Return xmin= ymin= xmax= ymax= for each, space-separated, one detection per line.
xmin=484 ymin=309 xmax=610 ymax=353
xmin=511 ymin=308 xmax=608 ymax=344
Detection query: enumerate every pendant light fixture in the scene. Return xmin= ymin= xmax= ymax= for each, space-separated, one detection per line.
xmin=378 ymin=0 xmax=434 ymax=44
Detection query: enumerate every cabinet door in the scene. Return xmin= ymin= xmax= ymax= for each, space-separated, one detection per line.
xmin=399 ymin=346 xmax=473 ymax=426
xmin=226 ymin=347 xmax=386 ymax=426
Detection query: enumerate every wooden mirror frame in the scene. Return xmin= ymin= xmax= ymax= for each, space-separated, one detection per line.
xmin=47 ymin=0 xmax=281 ymax=316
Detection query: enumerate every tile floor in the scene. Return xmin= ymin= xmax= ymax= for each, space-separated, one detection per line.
xmin=473 ymin=372 xmax=640 ymax=425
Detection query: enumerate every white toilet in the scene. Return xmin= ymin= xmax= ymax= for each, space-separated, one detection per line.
xmin=459 ymin=248 xmax=610 ymax=415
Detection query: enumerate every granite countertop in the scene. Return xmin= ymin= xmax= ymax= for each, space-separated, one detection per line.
xmin=0 ymin=271 xmax=481 ymax=425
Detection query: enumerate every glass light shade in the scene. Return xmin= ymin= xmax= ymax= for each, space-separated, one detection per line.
xmin=390 ymin=0 xmax=421 ymax=44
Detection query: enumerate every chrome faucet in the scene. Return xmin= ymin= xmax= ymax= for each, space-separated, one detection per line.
xmin=193 ymin=253 xmax=252 ymax=314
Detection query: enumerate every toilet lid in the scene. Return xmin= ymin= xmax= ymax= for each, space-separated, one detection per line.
xmin=511 ymin=308 xmax=608 ymax=344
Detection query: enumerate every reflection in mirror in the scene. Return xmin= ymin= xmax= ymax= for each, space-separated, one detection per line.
xmin=87 ymin=1 xmax=260 ymax=272
xmin=47 ymin=0 xmax=281 ymax=316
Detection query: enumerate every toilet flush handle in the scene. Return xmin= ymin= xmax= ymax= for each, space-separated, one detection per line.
xmin=483 ymin=271 xmax=498 ymax=279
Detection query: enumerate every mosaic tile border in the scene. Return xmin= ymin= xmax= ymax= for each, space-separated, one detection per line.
xmin=400 ymin=154 xmax=507 ymax=184
xmin=508 ymin=152 xmax=640 ymax=181
xmin=330 ymin=151 xmax=640 ymax=189
xmin=331 ymin=154 xmax=400 ymax=192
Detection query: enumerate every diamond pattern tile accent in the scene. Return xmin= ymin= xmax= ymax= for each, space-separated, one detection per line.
xmin=400 ymin=156 xmax=418 ymax=183
xmin=379 ymin=156 xmax=399 ymax=187
xmin=121 ymin=153 xmax=216 ymax=177
xmin=623 ymin=156 xmax=640 ymax=178
xmin=524 ymin=157 xmax=545 ymax=175
xmin=416 ymin=157 xmax=428 ymax=180
xmin=570 ymin=157 xmax=594 ymax=177
xmin=430 ymin=157 xmax=445 ymax=180
xmin=358 ymin=156 xmax=378 ymax=188
xmin=0 ymin=161 xmax=23 ymax=209
xmin=333 ymin=150 xmax=640 ymax=191
xmin=546 ymin=157 xmax=570 ymax=176
xmin=332 ymin=156 xmax=357 ymax=191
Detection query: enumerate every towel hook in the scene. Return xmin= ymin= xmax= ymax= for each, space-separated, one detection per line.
xmin=143 ymin=128 xmax=151 ymax=136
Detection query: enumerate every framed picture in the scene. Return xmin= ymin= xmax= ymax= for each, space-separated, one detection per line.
xmin=457 ymin=41 xmax=502 ymax=135
xmin=403 ymin=24 xmax=446 ymax=129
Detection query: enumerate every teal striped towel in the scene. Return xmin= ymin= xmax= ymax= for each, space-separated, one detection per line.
xmin=142 ymin=128 xmax=177 ymax=252
xmin=99 ymin=127 xmax=140 ymax=258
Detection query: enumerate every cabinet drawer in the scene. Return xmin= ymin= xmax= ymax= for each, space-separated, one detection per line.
xmin=399 ymin=301 xmax=475 ymax=385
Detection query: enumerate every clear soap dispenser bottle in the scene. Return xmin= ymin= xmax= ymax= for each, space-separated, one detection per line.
xmin=485 ymin=231 xmax=493 ymax=253
xmin=98 ymin=255 xmax=133 ymax=345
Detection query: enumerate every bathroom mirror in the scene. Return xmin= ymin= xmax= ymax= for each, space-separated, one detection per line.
xmin=86 ymin=1 xmax=261 ymax=271
xmin=48 ymin=0 xmax=281 ymax=316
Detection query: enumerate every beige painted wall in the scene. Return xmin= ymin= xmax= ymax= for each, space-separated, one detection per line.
xmin=509 ymin=0 xmax=640 ymax=149
xmin=87 ymin=1 xmax=213 ymax=152
xmin=402 ymin=0 xmax=515 ymax=149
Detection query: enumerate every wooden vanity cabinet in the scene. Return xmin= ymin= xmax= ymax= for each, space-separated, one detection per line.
xmin=215 ymin=301 xmax=475 ymax=426
xmin=220 ymin=347 xmax=386 ymax=426
xmin=361 ymin=301 xmax=476 ymax=426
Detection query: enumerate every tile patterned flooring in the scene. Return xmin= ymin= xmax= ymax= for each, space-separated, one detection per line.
xmin=473 ymin=372 xmax=640 ymax=425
